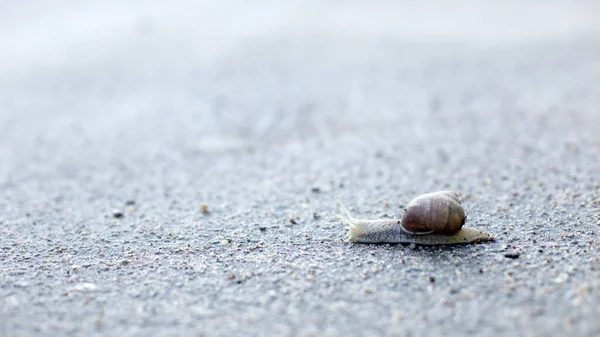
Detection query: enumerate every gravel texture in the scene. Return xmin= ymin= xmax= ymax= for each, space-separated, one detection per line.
xmin=1 ymin=2 xmax=600 ymax=336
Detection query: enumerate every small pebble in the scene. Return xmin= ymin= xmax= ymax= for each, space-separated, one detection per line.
xmin=504 ymin=251 xmax=521 ymax=259
xmin=200 ymin=204 xmax=209 ymax=213
xmin=311 ymin=187 xmax=321 ymax=193
xmin=68 ymin=283 xmax=99 ymax=293
xmin=125 ymin=200 xmax=136 ymax=206
xmin=112 ymin=210 xmax=123 ymax=218
xmin=555 ymin=273 xmax=569 ymax=284
xmin=289 ymin=218 xmax=297 ymax=225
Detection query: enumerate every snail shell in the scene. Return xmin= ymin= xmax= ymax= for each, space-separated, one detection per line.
xmin=335 ymin=191 xmax=494 ymax=245
xmin=400 ymin=191 xmax=466 ymax=235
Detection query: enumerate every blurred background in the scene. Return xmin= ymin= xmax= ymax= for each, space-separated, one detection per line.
xmin=1 ymin=0 xmax=598 ymax=150
xmin=1 ymin=1 xmax=599 ymax=202
xmin=1 ymin=0 xmax=599 ymax=209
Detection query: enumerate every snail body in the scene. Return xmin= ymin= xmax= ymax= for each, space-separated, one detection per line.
xmin=335 ymin=191 xmax=494 ymax=245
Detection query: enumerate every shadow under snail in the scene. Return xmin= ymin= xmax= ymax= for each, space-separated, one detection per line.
xmin=335 ymin=191 xmax=494 ymax=245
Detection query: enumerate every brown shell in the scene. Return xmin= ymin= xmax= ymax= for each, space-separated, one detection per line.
xmin=400 ymin=191 xmax=466 ymax=234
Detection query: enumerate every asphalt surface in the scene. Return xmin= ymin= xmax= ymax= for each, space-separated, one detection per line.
xmin=1 ymin=2 xmax=600 ymax=336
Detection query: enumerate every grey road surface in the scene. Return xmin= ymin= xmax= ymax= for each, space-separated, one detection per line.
xmin=1 ymin=1 xmax=600 ymax=336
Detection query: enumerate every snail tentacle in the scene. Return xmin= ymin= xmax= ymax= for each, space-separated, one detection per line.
xmin=334 ymin=196 xmax=359 ymax=229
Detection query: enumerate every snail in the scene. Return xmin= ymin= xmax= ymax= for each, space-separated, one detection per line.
xmin=335 ymin=191 xmax=494 ymax=245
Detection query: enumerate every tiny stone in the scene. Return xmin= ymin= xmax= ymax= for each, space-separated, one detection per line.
xmin=258 ymin=226 xmax=267 ymax=232
xmin=125 ymin=200 xmax=136 ymax=205
xmin=393 ymin=312 xmax=406 ymax=321
xmin=313 ymin=213 xmax=320 ymax=219
xmin=68 ymin=283 xmax=99 ymax=293
xmin=555 ymin=273 xmax=569 ymax=284
xmin=311 ymin=187 xmax=321 ymax=193
xmin=504 ymin=251 xmax=521 ymax=259
xmin=112 ymin=210 xmax=123 ymax=218
xmin=429 ymin=276 xmax=435 ymax=283
xmin=200 ymin=204 xmax=209 ymax=213
xmin=289 ymin=218 xmax=297 ymax=225
xmin=5 ymin=295 xmax=19 ymax=308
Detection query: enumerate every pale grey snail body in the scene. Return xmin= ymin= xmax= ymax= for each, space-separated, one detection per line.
xmin=335 ymin=191 xmax=494 ymax=245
